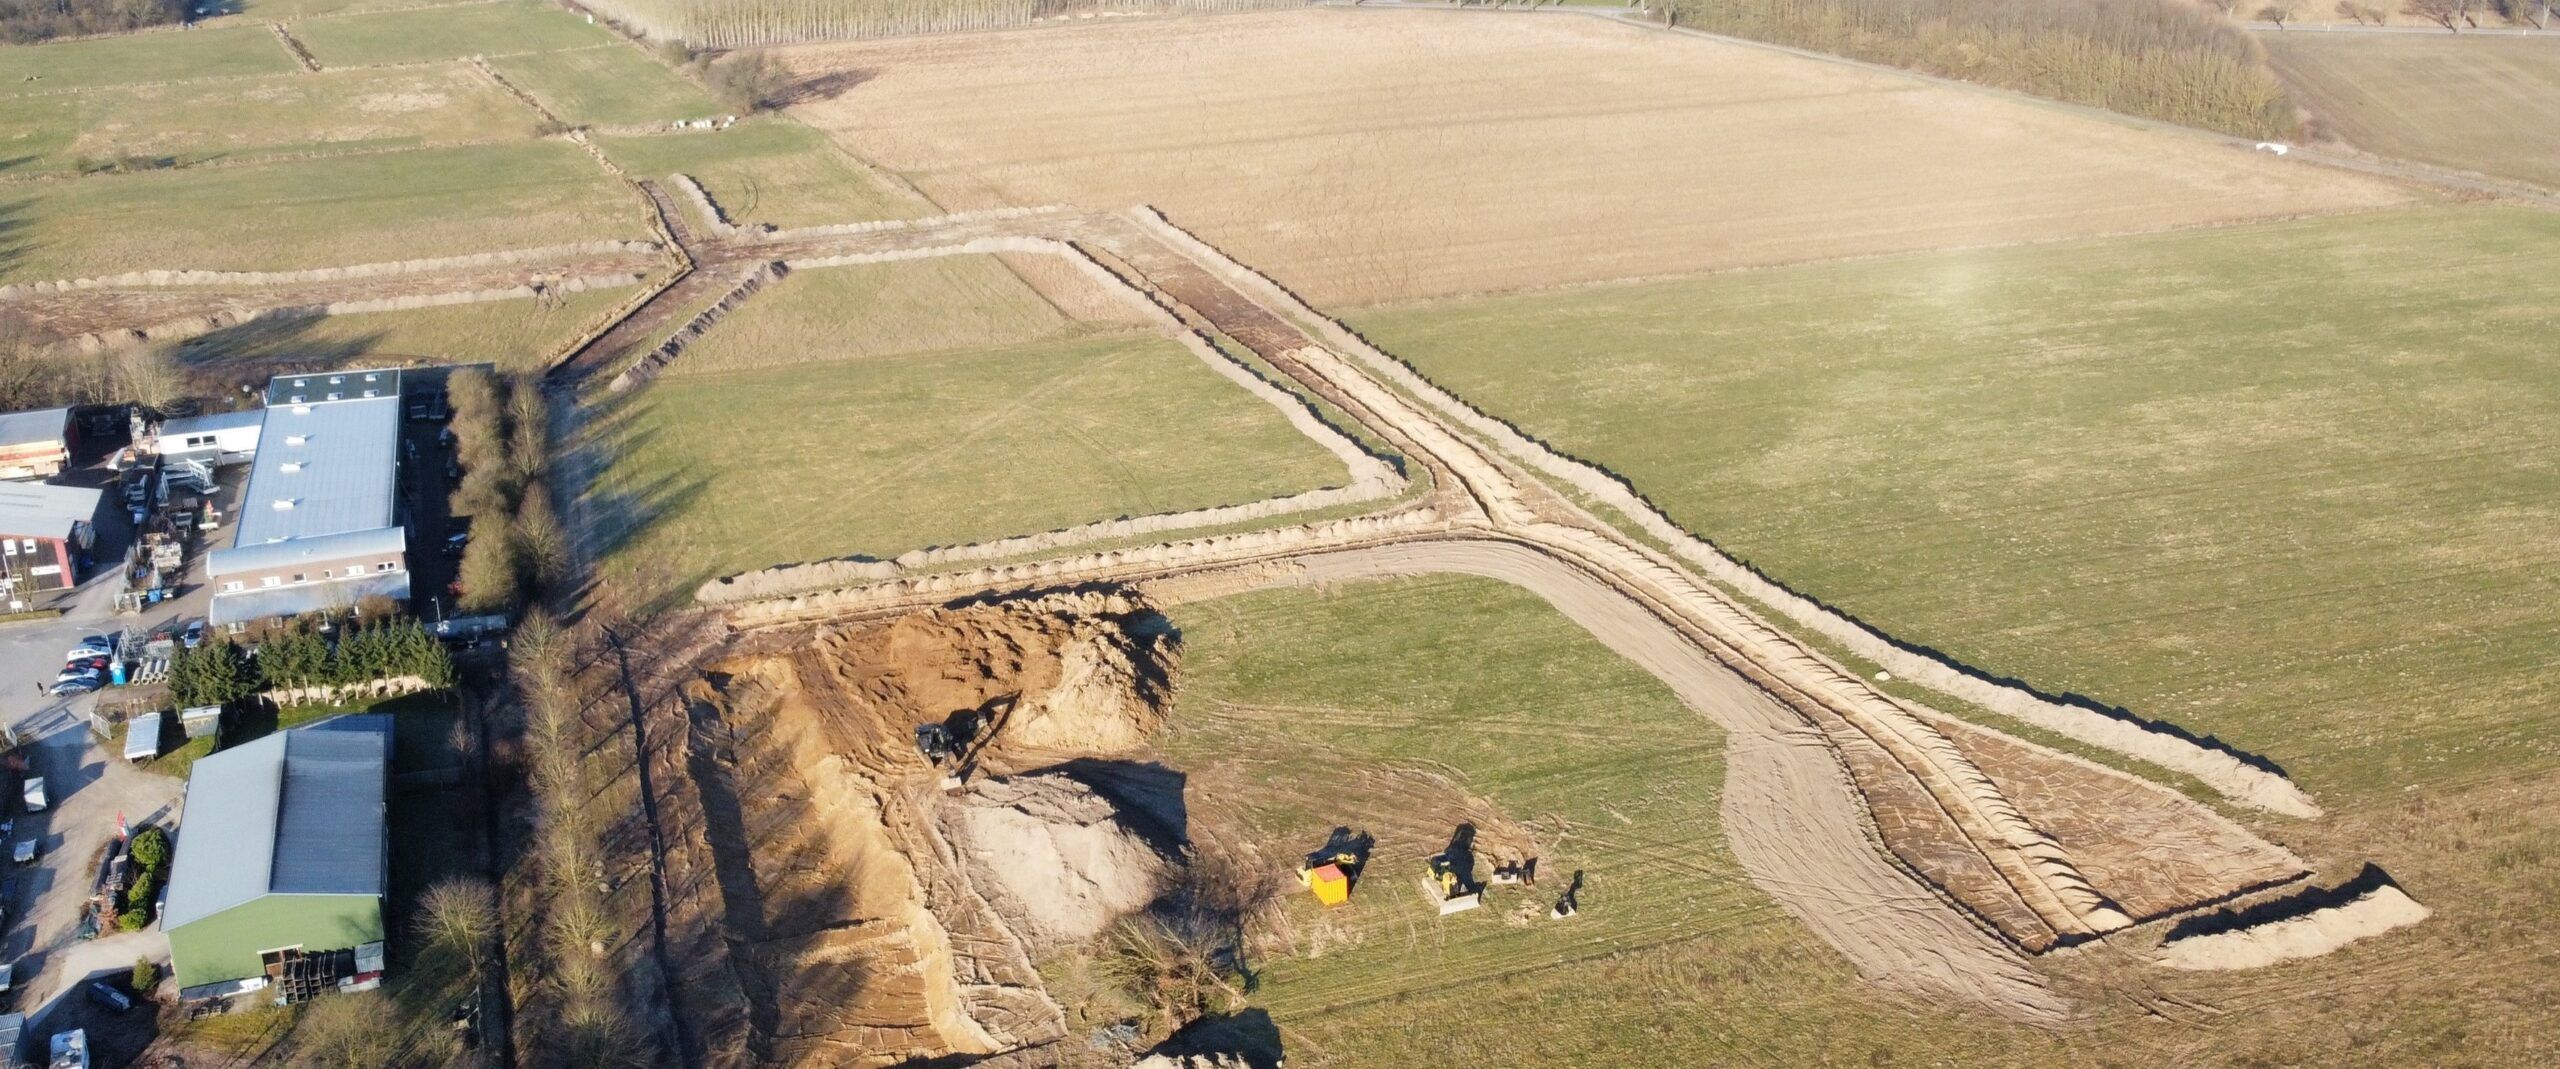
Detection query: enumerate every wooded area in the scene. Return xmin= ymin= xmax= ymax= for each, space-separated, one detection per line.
xmin=0 ymin=0 xmax=186 ymax=44
xmin=1671 ymin=0 xmax=2296 ymax=139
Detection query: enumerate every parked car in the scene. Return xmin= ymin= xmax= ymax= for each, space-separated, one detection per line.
xmin=61 ymin=656 xmax=108 ymax=675
xmin=179 ymin=620 xmax=205 ymax=649
xmin=22 ymin=778 xmax=44 ymax=812
xmin=84 ymin=981 xmax=130 ymax=1014
xmin=49 ymin=672 xmax=101 ymax=696
xmin=65 ymin=635 xmax=116 ymax=660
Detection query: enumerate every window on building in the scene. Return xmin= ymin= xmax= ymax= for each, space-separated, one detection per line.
xmin=291 ymin=573 xmax=305 ymax=583
xmin=376 ymin=561 xmax=396 ymax=572
xmin=222 ymin=581 xmax=244 ymax=593
xmin=260 ymin=576 xmax=280 ymax=588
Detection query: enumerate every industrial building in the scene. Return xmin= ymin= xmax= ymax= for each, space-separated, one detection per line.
xmin=0 ymin=481 xmax=103 ymax=609
xmin=0 ymin=407 xmax=72 ymax=481
xmin=204 ymin=371 xmax=410 ymax=630
xmin=151 ymin=408 xmax=264 ymax=468
xmin=164 ymin=715 xmax=392 ymax=1001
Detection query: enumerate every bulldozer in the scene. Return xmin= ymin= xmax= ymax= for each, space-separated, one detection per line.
xmin=1425 ymin=854 xmax=1483 ymax=915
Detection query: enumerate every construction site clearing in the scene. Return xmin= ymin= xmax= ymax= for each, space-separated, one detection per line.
xmin=536 ymin=186 xmax=2430 ymax=1067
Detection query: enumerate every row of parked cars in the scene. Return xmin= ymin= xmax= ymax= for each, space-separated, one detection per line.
xmin=48 ymin=625 xmax=201 ymax=698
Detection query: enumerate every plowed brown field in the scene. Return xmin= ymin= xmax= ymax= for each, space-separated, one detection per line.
xmin=782 ymin=8 xmax=2413 ymax=305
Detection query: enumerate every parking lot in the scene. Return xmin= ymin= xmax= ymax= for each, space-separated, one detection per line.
xmin=0 ymin=381 xmax=469 ymax=1064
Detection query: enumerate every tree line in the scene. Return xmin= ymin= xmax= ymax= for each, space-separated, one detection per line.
xmin=0 ymin=0 xmax=185 ymax=44
xmin=169 ymin=617 xmax=458 ymax=708
xmin=1669 ymin=0 xmax=2298 ymax=139
xmin=447 ymin=368 xmax=565 ymax=615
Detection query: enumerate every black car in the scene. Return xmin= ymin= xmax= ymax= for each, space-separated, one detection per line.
xmin=87 ymin=980 xmax=132 ymax=1013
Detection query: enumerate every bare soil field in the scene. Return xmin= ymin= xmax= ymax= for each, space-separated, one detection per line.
xmin=2264 ymin=31 xmax=2560 ymax=191
xmin=782 ymin=8 xmax=2412 ymax=305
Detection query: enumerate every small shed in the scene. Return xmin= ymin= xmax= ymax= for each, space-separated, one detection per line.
xmin=179 ymin=705 xmax=222 ymax=740
xmin=0 ymin=408 xmax=69 ymax=482
xmin=124 ymin=713 xmax=163 ymax=762
xmin=1305 ymin=863 xmax=1350 ymax=907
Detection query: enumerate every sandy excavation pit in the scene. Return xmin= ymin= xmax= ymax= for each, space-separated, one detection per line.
xmin=671 ymin=592 xmax=1196 ymax=1069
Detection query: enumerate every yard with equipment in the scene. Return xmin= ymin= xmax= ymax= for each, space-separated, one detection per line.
xmin=2265 ymin=31 xmax=2560 ymax=191
xmin=785 ymin=7 xmax=2411 ymax=306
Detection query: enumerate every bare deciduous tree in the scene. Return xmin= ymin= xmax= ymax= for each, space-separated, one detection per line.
xmin=2259 ymin=1 xmax=2297 ymax=23
xmin=2404 ymin=0 xmax=2477 ymax=27
xmin=415 ymin=876 xmax=499 ymax=981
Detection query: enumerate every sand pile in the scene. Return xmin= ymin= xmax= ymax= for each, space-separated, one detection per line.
xmin=2156 ymin=883 xmax=2430 ymax=971
xmin=949 ymin=772 xmax=1181 ymax=947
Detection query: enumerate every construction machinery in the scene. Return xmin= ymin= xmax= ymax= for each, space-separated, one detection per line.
xmin=1296 ymin=828 xmax=1372 ymax=907
xmin=1425 ymin=854 xmax=1483 ymax=914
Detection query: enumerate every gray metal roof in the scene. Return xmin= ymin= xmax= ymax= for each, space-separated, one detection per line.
xmin=0 ymin=482 xmax=101 ymax=538
xmin=206 ymin=526 xmax=407 ymax=578
xmin=206 ymin=569 xmax=410 ymax=626
xmin=162 ymin=715 xmax=391 ymax=931
xmin=231 ymin=393 xmax=401 ymax=546
xmin=264 ymin=368 xmax=402 ymax=408
xmin=0 ymin=407 xmax=66 ymax=447
xmin=160 ymin=408 xmax=263 ymax=438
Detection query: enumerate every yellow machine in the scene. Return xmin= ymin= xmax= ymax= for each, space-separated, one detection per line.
xmin=1299 ymin=850 xmax=1361 ymax=907
xmin=1425 ymin=854 xmax=1483 ymax=915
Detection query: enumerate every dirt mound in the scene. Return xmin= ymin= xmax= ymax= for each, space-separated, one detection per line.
xmin=786 ymin=589 xmax=1176 ymax=770
xmin=675 ymin=591 xmax=1184 ymax=1067
xmin=948 ymin=772 xmax=1181 ymax=948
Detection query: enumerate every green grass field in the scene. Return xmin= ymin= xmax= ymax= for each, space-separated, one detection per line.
xmin=289 ymin=0 xmax=617 ymax=67
xmin=673 ymin=257 xmax=1072 ymax=375
xmin=1160 ymin=565 xmax=2559 ymax=1067
xmin=231 ymin=0 xmax=485 ymax=18
xmin=486 ymin=45 xmax=722 ymax=127
xmin=592 ymin=331 xmax=1352 ymax=606
xmin=0 ymin=64 xmax=536 ymax=174
xmin=598 ymin=120 xmax=924 ymax=229
xmin=0 ymin=140 xmax=646 ymax=283
xmin=1353 ymin=204 xmax=2560 ymax=804
xmin=1329 ymin=205 xmax=2560 ymax=1065
xmin=0 ymin=24 xmax=297 ymax=95
xmin=176 ymin=286 xmax=638 ymax=373
xmin=2264 ymin=32 xmax=2560 ymax=190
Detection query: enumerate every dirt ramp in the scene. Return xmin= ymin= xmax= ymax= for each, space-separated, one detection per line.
xmin=948 ymin=772 xmax=1184 ymax=949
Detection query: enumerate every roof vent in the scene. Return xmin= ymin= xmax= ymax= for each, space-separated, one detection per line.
xmin=363 ymin=373 xmax=380 ymax=382
xmin=325 ymin=392 xmax=342 ymax=401
xmin=329 ymin=376 xmax=344 ymax=384
xmin=285 ymin=435 xmax=308 ymax=447
xmin=272 ymin=499 xmax=297 ymax=510
xmin=361 ymin=390 xmax=379 ymax=398
xmin=288 ymin=395 xmax=307 ymax=405
xmin=280 ymin=462 xmax=303 ymax=473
